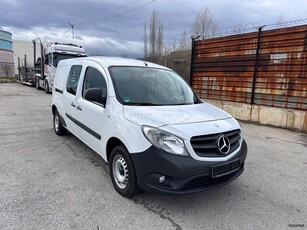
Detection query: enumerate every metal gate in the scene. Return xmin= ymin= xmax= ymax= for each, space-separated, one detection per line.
xmin=191 ymin=25 xmax=307 ymax=111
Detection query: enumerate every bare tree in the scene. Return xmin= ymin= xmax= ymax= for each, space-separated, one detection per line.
xmin=143 ymin=10 xmax=164 ymax=62
xmin=192 ymin=7 xmax=218 ymax=39
xmin=1 ymin=63 xmax=14 ymax=78
xmin=172 ymin=37 xmax=177 ymax=51
xmin=149 ymin=11 xmax=157 ymax=57
xmin=178 ymin=29 xmax=190 ymax=50
xmin=277 ymin=13 xmax=284 ymax=25
xmin=157 ymin=20 xmax=163 ymax=55
xmin=143 ymin=22 xmax=148 ymax=59
xmin=230 ymin=24 xmax=244 ymax=34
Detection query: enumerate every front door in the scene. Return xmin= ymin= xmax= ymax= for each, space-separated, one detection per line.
xmin=75 ymin=61 xmax=108 ymax=154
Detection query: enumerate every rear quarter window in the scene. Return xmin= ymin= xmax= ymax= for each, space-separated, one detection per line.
xmin=67 ymin=65 xmax=82 ymax=95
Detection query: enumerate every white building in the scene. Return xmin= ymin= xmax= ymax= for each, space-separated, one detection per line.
xmin=0 ymin=29 xmax=14 ymax=77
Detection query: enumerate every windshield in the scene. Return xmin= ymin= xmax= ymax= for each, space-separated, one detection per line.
xmin=53 ymin=54 xmax=84 ymax=67
xmin=109 ymin=66 xmax=199 ymax=106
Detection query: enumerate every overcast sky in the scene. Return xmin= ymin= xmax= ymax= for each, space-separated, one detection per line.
xmin=1 ymin=0 xmax=307 ymax=57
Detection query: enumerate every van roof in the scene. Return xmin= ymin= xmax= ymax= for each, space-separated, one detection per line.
xmin=58 ymin=56 xmax=170 ymax=70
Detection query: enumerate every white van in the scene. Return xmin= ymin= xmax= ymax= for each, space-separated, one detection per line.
xmin=52 ymin=57 xmax=247 ymax=197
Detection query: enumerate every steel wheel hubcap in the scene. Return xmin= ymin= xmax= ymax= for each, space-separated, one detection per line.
xmin=112 ymin=155 xmax=128 ymax=189
xmin=54 ymin=114 xmax=59 ymax=132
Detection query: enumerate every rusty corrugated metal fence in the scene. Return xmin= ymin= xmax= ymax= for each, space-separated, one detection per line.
xmin=191 ymin=25 xmax=307 ymax=111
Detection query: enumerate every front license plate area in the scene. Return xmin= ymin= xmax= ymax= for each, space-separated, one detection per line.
xmin=212 ymin=159 xmax=241 ymax=178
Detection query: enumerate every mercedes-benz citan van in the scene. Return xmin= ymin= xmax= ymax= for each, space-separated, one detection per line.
xmin=52 ymin=57 xmax=247 ymax=197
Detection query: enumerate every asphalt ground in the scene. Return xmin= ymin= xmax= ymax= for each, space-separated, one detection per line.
xmin=0 ymin=83 xmax=306 ymax=230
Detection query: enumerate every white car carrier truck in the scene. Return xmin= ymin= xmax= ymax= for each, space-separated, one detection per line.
xmin=20 ymin=35 xmax=87 ymax=93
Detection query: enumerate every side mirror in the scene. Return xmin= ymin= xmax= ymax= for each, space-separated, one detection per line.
xmin=84 ymin=87 xmax=106 ymax=106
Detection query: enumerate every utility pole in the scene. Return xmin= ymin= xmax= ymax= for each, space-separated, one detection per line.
xmin=68 ymin=22 xmax=74 ymax=39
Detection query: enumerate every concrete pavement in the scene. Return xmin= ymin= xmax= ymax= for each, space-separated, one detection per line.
xmin=0 ymin=83 xmax=306 ymax=230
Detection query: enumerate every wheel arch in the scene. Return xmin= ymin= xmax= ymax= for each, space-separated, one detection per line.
xmin=52 ymin=104 xmax=57 ymax=114
xmin=106 ymin=137 xmax=126 ymax=163
xmin=52 ymin=104 xmax=67 ymax=127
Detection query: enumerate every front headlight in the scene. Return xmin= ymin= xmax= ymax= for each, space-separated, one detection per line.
xmin=141 ymin=126 xmax=189 ymax=156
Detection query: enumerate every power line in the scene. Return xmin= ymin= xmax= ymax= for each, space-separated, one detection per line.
xmin=75 ymin=0 xmax=156 ymax=30
xmin=125 ymin=44 xmax=141 ymax=59
xmin=99 ymin=0 xmax=144 ymax=20
xmin=100 ymin=0 xmax=156 ymax=21
xmin=61 ymin=27 xmax=71 ymax=37
xmin=116 ymin=0 xmax=143 ymax=13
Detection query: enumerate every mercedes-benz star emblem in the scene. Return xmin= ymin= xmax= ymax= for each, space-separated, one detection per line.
xmin=218 ymin=135 xmax=230 ymax=154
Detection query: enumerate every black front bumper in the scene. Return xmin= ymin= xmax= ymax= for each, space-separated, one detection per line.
xmin=130 ymin=140 xmax=248 ymax=195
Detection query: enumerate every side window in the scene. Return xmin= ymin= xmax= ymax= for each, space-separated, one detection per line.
xmin=44 ymin=54 xmax=48 ymax=65
xmin=48 ymin=54 xmax=52 ymax=66
xmin=82 ymin=67 xmax=107 ymax=105
xmin=67 ymin=65 xmax=82 ymax=95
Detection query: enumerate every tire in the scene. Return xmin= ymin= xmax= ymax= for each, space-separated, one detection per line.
xmin=36 ymin=77 xmax=41 ymax=90
xmin=110 ymin=145 xmax=139 ymax=197
xmin=44 ymin=80 xmax=50 ymax=94
xmin=53 ymin=109 xmax=67 ymax=136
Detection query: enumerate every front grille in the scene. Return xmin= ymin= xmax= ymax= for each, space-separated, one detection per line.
xmin=190 ymin=129 xmax=241 ymax=157
xmin=182 ymin=164 xmax=243 ymax=190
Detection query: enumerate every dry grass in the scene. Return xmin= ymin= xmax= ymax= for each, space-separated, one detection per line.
xmin=0 ymin=77 xmax=19 ymax=83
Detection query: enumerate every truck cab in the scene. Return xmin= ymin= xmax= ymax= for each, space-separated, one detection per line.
xmin=36 ymin=36 xmax=87 ymax=93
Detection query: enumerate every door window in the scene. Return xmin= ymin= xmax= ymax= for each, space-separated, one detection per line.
xmin=45 ymin=54 xmax=52 ymax=65
xmin=82 ymin=67 xmax=107 ymax=105
xmin=67 ymin=65 xmax=82 ymax=95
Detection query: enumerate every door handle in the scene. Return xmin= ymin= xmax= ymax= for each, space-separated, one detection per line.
xmin=71 ymin=102 xmax=76 ymax=107
xmin=76 ymin=105 xmax=82 ymax=111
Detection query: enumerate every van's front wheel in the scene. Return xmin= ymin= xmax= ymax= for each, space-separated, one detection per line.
xmin=110 ymin=146 xmax=139 ymax=197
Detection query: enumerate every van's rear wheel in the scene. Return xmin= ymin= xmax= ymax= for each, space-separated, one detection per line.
xmin=110 ymin=145 xmax=139 ymax=197
xmin=53 ymin=110 xmax=67 ymax=136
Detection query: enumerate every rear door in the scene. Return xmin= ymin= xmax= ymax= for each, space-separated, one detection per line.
xmin=75 ymin=60 xmax=108 ymax=154
xmin=63 ymin=63 xmax=83 ymax=136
